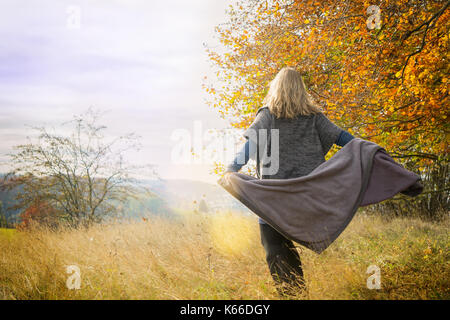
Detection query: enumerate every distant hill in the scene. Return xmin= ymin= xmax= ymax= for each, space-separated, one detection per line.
xmin=0 ymin=175 xmax=251 ymax=224
xmin=0 ymin=175 xmax=22 ymax=223
xmin=142 ymin=178 xmax=249 ymax=213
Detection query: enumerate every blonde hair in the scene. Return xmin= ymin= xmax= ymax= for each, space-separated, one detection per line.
xmin=263 ymin=67 xmax=321 ymax=118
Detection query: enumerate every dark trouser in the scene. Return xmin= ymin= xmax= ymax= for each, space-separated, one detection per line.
xmin=259 ymin=223 xmax=305 ymax=294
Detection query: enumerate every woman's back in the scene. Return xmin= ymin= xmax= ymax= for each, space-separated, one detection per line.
xmin=244 ymin=107 xmax=342 ymax=179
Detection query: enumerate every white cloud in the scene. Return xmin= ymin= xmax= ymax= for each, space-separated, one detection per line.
xmin=0 ymin=0 xmax=232 ymax=183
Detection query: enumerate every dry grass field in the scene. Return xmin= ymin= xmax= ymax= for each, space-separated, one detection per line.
xmin=0 ymin=211 xmax=448 ymax=300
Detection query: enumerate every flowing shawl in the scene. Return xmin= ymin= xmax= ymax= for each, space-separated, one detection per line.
xmin=219 ymin=138 xmax=423 ymax=253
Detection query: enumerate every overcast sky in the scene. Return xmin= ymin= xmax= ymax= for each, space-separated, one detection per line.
xmin=0 ymin=0 xmax=238 ymax=184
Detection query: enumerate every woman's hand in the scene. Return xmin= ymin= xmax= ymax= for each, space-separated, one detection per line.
xmin=217 ymin=171 xmax=232 ymax=187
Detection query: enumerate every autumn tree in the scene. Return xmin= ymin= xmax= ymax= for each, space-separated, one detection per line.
xmin=18 ymin=201 xmax=57 ymax=230
xmin=2 ymin=109 xmax=147 ymax=227
xmin=0 ymin=201 xmax=8 ymax=228
xmin=205 ymin=0 xmax=449 ymax=217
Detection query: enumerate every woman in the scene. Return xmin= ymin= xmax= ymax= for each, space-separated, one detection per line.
xmin=225 ymin=67 xmax=354 ymax=295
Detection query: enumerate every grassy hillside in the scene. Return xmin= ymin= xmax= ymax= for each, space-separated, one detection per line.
xmin=0 ymin=228 xmax=16 ymax=240
xmin=0 ymin=212 xmax=448 ymax=300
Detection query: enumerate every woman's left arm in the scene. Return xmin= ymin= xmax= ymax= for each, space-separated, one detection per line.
xmin=225 ymin=139 xmax=257 ymax=172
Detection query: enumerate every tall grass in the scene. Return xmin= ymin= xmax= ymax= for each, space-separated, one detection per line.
xmin=0 ymin=211 xmax=448 ymax=300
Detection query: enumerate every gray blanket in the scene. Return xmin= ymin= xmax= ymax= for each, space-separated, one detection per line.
xmin=219 ymin=138 xmax=423 ymax=253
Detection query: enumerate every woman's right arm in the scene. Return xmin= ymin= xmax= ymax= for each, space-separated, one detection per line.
xmin=335 ymin=130 xmax=354 ymax=147
xmin=316 ymin=112 xmax=355 ymax=149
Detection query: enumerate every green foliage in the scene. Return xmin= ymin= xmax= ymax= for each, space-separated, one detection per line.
xmin=0 ymin=201 xmax=9 ymax=228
